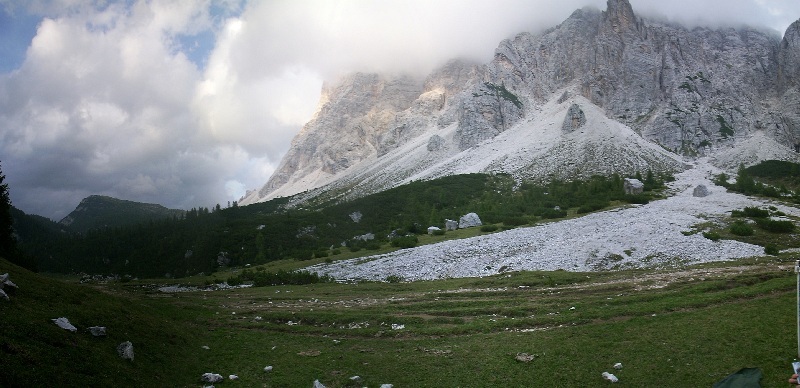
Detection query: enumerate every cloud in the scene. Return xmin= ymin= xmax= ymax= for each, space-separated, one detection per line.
xmin=1 ymin=0 xmax=798 ymax=220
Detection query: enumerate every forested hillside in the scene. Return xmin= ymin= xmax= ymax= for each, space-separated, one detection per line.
xmin=24 ymin=172 xmax=666 ymax=278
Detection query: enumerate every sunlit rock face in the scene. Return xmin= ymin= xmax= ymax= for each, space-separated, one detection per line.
xmin=241 ymin=0 xmax=800 ymax=206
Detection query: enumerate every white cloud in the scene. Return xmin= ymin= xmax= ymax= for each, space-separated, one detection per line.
xmin=1 ymin=0 xmax=798 ymax=220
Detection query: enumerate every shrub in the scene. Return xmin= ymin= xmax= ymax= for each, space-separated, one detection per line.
xmin=729 ymin=221 xmax=754 ymax=236
xmin=431 ymin=229 xmax=445 ymax=236
xmin=755 ymin=218 xmax=795 ymax=233
xmin=385 ymin=275 xmax=404 ymax=283
xmin=764 ymin=244 xmax=780 ymax=255
xmin=577 ymin=201 xmax=608 ymax=214
xmin=538 ymin=208 xmax=567 ymax=219
xmin=702 ymin=231 xmax=721 ymax=241
xmin=502 ymin=216 xmax=528 ymax=226
xmin=741 ymin=207 xmax=769 ymax=218
xmin=481 ymin=224 xmax=499 ymax=232
xmin=390 ymin=235 xmax=418 ymax=249
xmin=623 ymin=194 xmax=650 ymax=204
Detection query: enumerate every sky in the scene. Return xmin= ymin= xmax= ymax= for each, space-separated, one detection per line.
xmin=0 ymin=0 xmax=798 ymax=221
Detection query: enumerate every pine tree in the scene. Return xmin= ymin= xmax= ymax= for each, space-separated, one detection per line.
xmin=0 ymin=162 xmax=17 ymax=258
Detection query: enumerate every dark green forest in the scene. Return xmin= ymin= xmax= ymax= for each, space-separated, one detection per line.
xmin=12 ymin=171 xmax=669 ymax=278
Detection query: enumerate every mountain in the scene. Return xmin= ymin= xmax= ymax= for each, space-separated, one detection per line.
xmin=242 ymin=0 xmax=800 ymax=207
xmin=58 ymin=195 xmax=185 ymax=233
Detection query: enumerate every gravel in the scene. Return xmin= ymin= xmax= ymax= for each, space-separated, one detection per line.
xmin=306 ymin=158 xmax=799 ymax=281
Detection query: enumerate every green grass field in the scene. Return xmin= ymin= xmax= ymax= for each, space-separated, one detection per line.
xmin=2 ymin=254 xmax=800 ymax=387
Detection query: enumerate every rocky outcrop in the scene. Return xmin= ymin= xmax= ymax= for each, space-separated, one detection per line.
xmin=458 ymin=213 xmax=482 ymax=229
xmin=693 ymin=185 xmax=711 ymax=197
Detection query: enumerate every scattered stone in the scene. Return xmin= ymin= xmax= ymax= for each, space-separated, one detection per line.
xmin=458 ymin=213 xmax=482 ymax=229
xmin=0 ymin=289 xmax=8 ymax=301
xmin=427 ymin=226 xmax=441 ymax=234
xmin=349 ymin=211 xmax=363 ymax=223
xmin=445 ymin=219 xmax=458 ymax=231
xmin=613 ymin=362 xmax=623 ymax=370
xmin=380 ymin=384 xmax=394 ymax=388
xmin=117 ymin=341 xmax=134 ymax=360
xmin=623 ymin=178 xmax=644 ymax=195
xmin=602 ymin=371 xmax=619 ymax=383
xmin=228 ymin=374 xmax=238 ymax=380
xmin=349 ymin=376 xmax=363 ymax=383
xmin=201 ymin=373 xmax=223 ymax=383
xmin=693 ymin=184 xmax=711 ymax=197
xmin=88 ymin=326 xmax=107 ymax=337
xmin=264 ymin=365 xmax=273 ymax=372
xmin=52 ymin=317 xmax=77 ymax=332
xmin=515 ymin=352 xmax=537 ymax=363
xmin=391 ymin=324 xmax=405 ymax=330
xmin=313 ymin=379 xmax=327 ymax=388
xmin=201 ymin=345 xmax=210 ymax=350
xmin=562 ymin=103 xmax=586 ymax=132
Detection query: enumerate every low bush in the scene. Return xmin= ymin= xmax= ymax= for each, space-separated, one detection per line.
xmin=431 ymin=229 xmax=445 ymax=236
xmin=755 ymin=218 xmax=795 ymax=233
xmin=228 ymin=269 xmax=333 ymax=287
xmin=623 ymin=194 xmax=650 ymax=204
xmin=481 ymin=224 xmax=499 ymax=232
xmin=729 ymin=221 xmax=754 ymax=236
xmin=702 ymin=231 xmax=721 ymax=241
xmin=742 ymin=207 xmax=769 ymax=218
xmin=764 ymin=244 xmax=780 ymax=255
xmin=390 ymin=235 xmax=418 ymax=249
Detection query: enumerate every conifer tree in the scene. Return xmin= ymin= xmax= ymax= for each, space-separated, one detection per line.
xmin=0 ymin=162 xmax=17 ymax=257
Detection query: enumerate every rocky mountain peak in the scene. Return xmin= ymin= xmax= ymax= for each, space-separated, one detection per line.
xmin=603 ymin=0 xmax=636 ymax=33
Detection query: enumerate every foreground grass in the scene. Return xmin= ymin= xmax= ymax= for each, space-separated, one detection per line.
xmin=3 ymin=256 xmax=800 ymax=387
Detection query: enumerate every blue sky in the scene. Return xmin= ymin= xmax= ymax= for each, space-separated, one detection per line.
xmin=0 ymin=0 xmax=798 ymax=220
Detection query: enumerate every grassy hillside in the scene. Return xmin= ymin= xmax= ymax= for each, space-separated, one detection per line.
xmin=0 ymin=257 xmax=209 ymax=387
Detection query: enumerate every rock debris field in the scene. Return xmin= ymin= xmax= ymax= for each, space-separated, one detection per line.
xmin=306 ymin=158 xmax=800 ymax=282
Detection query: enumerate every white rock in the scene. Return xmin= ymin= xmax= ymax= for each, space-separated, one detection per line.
xmin=613 ymin=362 xmax=623 ymax=370
xmin=201 ymin=345 xmax=210 ymax=350
xmin=201 ymin=373 xmax=223 ymax=383
xmin=602 ymin=372 xmax=619 ymax=383
xmin=380 ymin=384 xmax=394 ymax=388
xmin=52 ymin=317 xmax=77 ymax=332
xmin=264 ymin=365 xmax=273 ymax=372
xmin=117 ymin=341 xmax=134 ymax=360
xmin=391 ymin=324 xmax=405 ymax=330
xmin=0 ymin=289 xmax=7 ymax=301
xmin=228 ymin=374 xmax=238 ymax=380
xmin=88 ymin=326 xmax=107 ymax=337
xmin=313 ymin=379 xmax=327 ymax=388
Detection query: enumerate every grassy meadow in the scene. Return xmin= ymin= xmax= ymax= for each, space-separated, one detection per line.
xmin=2 ymin=253 xmax=799 ymax=387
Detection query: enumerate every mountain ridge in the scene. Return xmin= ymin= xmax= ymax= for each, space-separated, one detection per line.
xmin=59 ymin=195 xmax=185 ymax=233
xmin=241 ymin=0 xmax=800 ymax=207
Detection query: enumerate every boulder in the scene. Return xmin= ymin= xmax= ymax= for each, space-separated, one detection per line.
xmin=88 ymin=326 xmax=107 ymax=337
xmin=0 ymin=289 xmax=7 ymax=301
xmin=562 ymin=104 xmax=586 ymax=132
xmin=117 ymin=341 xmax=134 ymax=360
xmin=458 ymin=213 xmax=482 ymax=229
xmin=623 ymin=178 xmax=644 ymax=195
xmin=0 ymin=273 xmax=16 ymax=297
xmin=313 ymin=380 xmax=327 ymax=388
xmin=445 ymin=219 xmax=458 ymax=231
xmin=201 ymin=373 xmax=223 ymax=383
xmin=349 ymin=211 xmax=363 ymax=223
xmin=693 ymin=184 xmax=711 ymax=197
xmin=427 ymin=226 xmax=441 ymax=234
xmin=52 ymin=317 xmax=77 ymax=332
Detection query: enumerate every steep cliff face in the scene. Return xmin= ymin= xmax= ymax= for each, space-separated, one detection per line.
xmin=242 ymin=0 xmax=800 ymax=206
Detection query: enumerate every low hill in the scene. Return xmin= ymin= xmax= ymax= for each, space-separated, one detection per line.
xmin=58 ymin=195 xmax=184 ymax=233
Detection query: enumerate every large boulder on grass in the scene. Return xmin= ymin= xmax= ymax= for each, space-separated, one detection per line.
xmin=458 ymin=213 xmax=482 ymax=229
xmin=445 ymin=219 xmax=458 ymax=231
